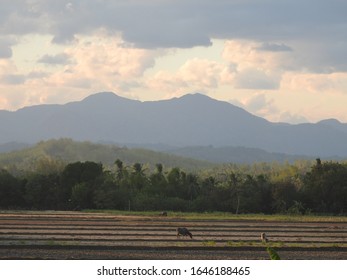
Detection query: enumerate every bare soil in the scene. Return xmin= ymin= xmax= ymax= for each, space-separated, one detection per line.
xmin=0 ymin=211 xmax=346 ymax=260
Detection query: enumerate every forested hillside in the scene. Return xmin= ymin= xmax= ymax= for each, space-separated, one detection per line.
xmin=0 ymin=157 xmax=346 ymax=215
xmin=165 ymin=145 xmax=313 ymax=163
xmin=0 ymin=139 xmax=213 ymax=173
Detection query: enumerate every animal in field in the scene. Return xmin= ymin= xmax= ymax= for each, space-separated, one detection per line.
xmin=260 ymin=232 xmax=269 ymax=243
xmin=176 ymin=227 xmax=193 ymax=239
xmin=159 ymin=211 xmax=167 ymax=216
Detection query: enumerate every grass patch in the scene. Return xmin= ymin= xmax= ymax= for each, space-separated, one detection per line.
xmin=267 ymin=247 xmax=281 ymax=260
xmin=2 ymin=209 xmax=345 ymax=222
xmin=202 ymin=240 xmax=216 ymax=246
xmin=45 ymin=240 xmax=57 ymax=246
xmin=225 ymin=241 xmax=346 ymax=249
xmin=82 ymin=209 xmax=347 ymax=222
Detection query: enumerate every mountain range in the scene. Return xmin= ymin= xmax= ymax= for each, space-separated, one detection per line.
xmin=1 ymin=92 xmax=347 ymax=159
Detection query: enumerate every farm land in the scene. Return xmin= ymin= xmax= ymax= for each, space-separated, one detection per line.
xmin=0 ymin=211 xmax=346 ymax=259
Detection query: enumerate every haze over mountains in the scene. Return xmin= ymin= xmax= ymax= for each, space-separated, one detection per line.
xmin=1 ymin=92 xmax=347 ymax=160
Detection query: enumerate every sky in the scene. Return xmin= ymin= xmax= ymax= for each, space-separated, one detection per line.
xmin=1 ymin=0 xmax=347 ymax=124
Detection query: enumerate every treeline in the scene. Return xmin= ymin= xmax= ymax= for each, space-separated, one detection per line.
xmin=0 ymin=158 xmax=346 ymax=215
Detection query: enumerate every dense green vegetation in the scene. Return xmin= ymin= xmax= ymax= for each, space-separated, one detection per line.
xmin=0 ymin=156 xmax=346 ymax=215
xmin=0 ymin=139 xmax=213 ymax=174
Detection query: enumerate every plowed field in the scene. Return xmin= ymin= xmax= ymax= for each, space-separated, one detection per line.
xmin=0 ymin=211 xmax=346 ymax=259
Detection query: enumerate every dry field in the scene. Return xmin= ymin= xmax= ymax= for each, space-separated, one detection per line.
xmin=0 ymin=211 xmax=346 ymax=259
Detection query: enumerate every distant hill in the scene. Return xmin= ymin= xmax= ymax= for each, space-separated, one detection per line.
xmin=165 ymin=146 xmax=312 ymax=164
xmin=0 ymin=139 xmax=213 ymax=171
xmin=1 ymin=92 xmax=347 ymax=158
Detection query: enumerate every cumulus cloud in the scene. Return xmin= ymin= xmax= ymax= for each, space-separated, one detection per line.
xmin=0 ymin=59 xmax=20 ymax=77
xmin=236 ymin=93 xmax=281 ymax=122
xmin=242 ymin=94 xmax=272 ymax=113
xmin=222 ymin=40 xmax=295 ymax=72
xmin=0 ymin=32 xmax=161 ymax=110
xmin=0 ymin=46 xmax=12 ymax=59
xmin=43 ymin=34 xmax=157 ymax=93
xmin=146 ymin=58 xmax=225 ymax=96
xmin=234 ymin=68 xmax=280 ymax=90
xmin=279 ymin=111 xmax=309 ymax=124
xmin=0 ymin=74 xmax=26 ymax=85
xmin=237 ymin=93 xmax=308 ymax=124
xmin=26 ymin=71 xmax=50 ymax=79
xmin=38 ymin=53 xmax=71 ymax=65
xmin=221 ymin=40 xmax=288 ymax=89
xmin=0 ymin=37 xmax=17 ymax=58
xmin=281 ymin=72 xmax=347 ymax=95
xmin=257 ymin=43 xmax=293 ymax=52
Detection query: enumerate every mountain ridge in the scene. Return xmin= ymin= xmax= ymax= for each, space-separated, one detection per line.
xmin=1 ymin=92 xmax=347 ymax=158
xmin=0 ymin=139 xmax=214 ymax=171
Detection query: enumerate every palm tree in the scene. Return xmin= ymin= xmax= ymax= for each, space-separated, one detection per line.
xmin=115 ymin=159 xmax=124 ymax=181
xmin=131 ymin=162 xmax=147 ymax=190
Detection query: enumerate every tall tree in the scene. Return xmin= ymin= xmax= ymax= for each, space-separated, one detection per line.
xmin=303 ymin=160 xmax=347 ymax=214
xmin=0 ymin=169 xmax=25 ymax=209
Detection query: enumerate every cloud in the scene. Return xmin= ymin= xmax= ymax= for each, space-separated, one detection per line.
xmin=243 ymin=94 xmax=271 ymax=113
xmin=238 ymin=93 xmax=308 ymax=124
xmin=0 ymin=0 xmax=346 ymax=73
xmin=279 ymin=112 xmax=309 ymax=124
xmin=221 ymin=40 xmax=287 ymax=89
xmin=234 ymin=68 xmax=280 ymax=90
xmin=0 ymin=46 xmax=12 ymax=59
xmin=293 ymin=41 xmax=347 ymax=73
xmin=38 ymin=53 xmax=71 ymax=65
xmin=146 ymin=58 xmax=225 ymax=96
xmin=43 ymin=34 xmax=157 ymax=93
xmin=0 ymin=59 xmax=23 ymax=84
xmin=0 ymin=74 xmax=26 ymax=85
xmin=0 ymin=1 xmax=45 ymax=35
xmin=257 ymin=43 xmax=293 ymax=52
xmin=281 ymin=72 xmax=347 ymax=95
xmin=178 ymin=58 xmax=223 ymax=88
xmin=0 ymin=37 xmax=17 ymax=58
xmin=237 ymin=93 xmax=278 ymax=120
xmin=26 ymin=71 xmax=50 ymax=79
xmin=0 ymin=1 xmax=344 ymax=45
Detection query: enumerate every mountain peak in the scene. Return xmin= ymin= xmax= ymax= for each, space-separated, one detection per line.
xmin=183 ymin=92 xmax=208 ymax=97
xmin=318 ymin=118 xmax=342 ymax=125
xmin=79 ymin=92 xmax=140 ymax=108
xmin=82 ymin=92 xmax=120 ymax=101
xmin=178 ymin=93 xmax=213 ymax=101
